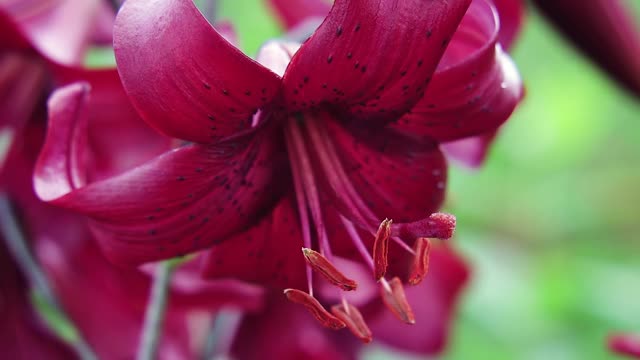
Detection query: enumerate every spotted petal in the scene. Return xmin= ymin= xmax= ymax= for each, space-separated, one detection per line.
xmin=391 ymin=0 xmax=523 ymax=142
xmin=202 ymin=196 xmax=307 ymax=290
xmin=317 ymin=114 xmax=447 ymax=225
xmin=114 ymin=0 xmax=282 ymax=144
xmin=282 ymin=0 xmax=471 ymax=120
xmin=34 ymin=83 xmax=286 ymax=265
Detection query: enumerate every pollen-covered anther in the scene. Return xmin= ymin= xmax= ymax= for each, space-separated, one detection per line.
xmin=331 ymin=302 xmax=373 ymax=343
xmin=408 ymin=237 xmax=432 ymax=285
xmin=391 ymin=212 xmax=456 ymax=241
xmin=284 ymin=289 xmax=346 ymax=330
xmin=380 ymin=277 xmax=415 ymax=325
xmin=373 ymin=219 xmax=392 ymax=280
xmin=301 ymin=248 xmax=358 ymax=291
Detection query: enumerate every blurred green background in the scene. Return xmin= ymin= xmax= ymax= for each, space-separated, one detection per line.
xmin=99 ymin=1 xmax=640 ymax=358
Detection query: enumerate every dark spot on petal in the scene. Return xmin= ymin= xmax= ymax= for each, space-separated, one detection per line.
xmin=347 ymin=52 xmax=352 ymax=59
xmin=426 ymin=29 xmax=432 ymax=38
xmin=336 ymin=26 xmax=343 ymax=36
xmin=327 ymin=55 xmax=333 ymax=64
xmin=177 ymin=176 xmax=185 ymax=181
xmin=208 ymin=115 xmax=215 ymax=121
xmin=222 ymin=89 xmax=229 ymax=95
xmin=203 ymin=83 xmax=211 ymax=90
xmin=245 ymin=90 xmax=251 ymax=96
xmin=354 ymin=23 xmax=360 ymax=32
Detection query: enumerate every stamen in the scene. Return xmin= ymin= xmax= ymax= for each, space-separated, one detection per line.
xmin=284 ymin=289 xmax=346 ymax=330
xmin=302 ymin=248 xmax=358 ymax=291
xmin=339 ymin=215 xmax=374 ymax=270
xmin=373 ymin=219 xmax=392 ymax=280
xmin=331 ymin=302 xmax=373 ymax=343
xmin=391 ymin=212 xmax=456 ymax=240
xmin=285 ymin=127 xmax=315 ymax=295
xmin=408 ymin=238 xmax=432 ymax=285
xmin=380 ymin=277 xmax=415 ymax=324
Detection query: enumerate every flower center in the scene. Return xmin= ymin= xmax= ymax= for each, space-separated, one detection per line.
xmin=282 ymin=112 xmax=456 ymax=341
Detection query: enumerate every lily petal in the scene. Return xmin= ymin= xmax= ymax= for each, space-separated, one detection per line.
xmin=233 ymin=292 xmax=358 ymax=360
xmin=321 ymin=115 xmax=447 ymax=224
xmin=391 ymin=0 xmax=523 ymax=142
xmin=267 ymin=0 xmax=331 ymax=29
xmin=113 ymin=0 xmax=282 ymax=144
xmin=0 ymin=0 xmax=107 ymax=65
xmin=52 ymin=66 xmax=172 ymax=180
xmin=34 ymin=83 xmax=285 ymax=265
xmin=491 ymin=0 xmax=525 ymax=50
xmin=282 ymin=0 xmax=471 ymax=120
xmin=441 ymin=128 xmax=499 ymax=168
xmin=202 ymin=196 xmax=307 ymax=290
xmin=532 ymin=0 xmax=640 ymax=97
xmin=369 ymin=247 xmax=470 ymax=355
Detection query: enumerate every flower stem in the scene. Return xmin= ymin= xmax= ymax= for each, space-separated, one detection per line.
xmin=136 ymin=259 xmax=179 ymax=360
xmin=202 ymin=309 xmax=243 ymax=360
xmin=0 ymin=195 xmax=97 ymax=360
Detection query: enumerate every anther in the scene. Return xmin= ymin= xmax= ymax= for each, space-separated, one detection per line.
xmin=408 ymin=238 xmax=431 ymax=285
xmin=391 ymin=212 xmax=456 ymax=241
xmin=380 ymin=277 xmax=415 ymax=324
xmin=284 ymin=289 xmax=346 ymax=330
xmin=373 ymin=219 xmax=392 ymax=280
xmin=302 ymin=248 xmax=358 ymax=291
xmin=331 ymin=302 xmax=373 ymax=343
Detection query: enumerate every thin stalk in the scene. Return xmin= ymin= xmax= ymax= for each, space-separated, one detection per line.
xmin=0 ymin=195 xmax=97 ymax=360
xmin=136 ymin=259 xmax=178 ymax=360
xmin=201 ymin=309 xmax=243 ymax=360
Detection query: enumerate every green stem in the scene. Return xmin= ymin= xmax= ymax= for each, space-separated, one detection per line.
xmin=136 ymin=259 xmax=178 ymax=360
xmin=201 ymin=309 xmax=243 ymax=360
xmin=0 ymin=195 xmax=97 ymax=360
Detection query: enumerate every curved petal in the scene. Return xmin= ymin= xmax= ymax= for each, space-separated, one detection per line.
xmin=368 ymin=246 xmax=470 ymax=355
xmin=34 ymin=83 xmax=286 ymax=265
xmin=114 ymin=0 xmax=282 ymax=144
xmin=0 ymin=0 xmax=107 ymax=65
xmin=318 ymin=114 xmax=447 ymax=224
xmin=390 ymin=0 xmax=523 ymax=142
xmin=491 ymin=0 xmax=525 ymax=50
xmin=233 ymin=292 xmax=358 ymax=360
xmin=282 ymin=0 xmax=472 ymax=120
xmin=532 ymin=0 xmax=640 ymax=97
xmin=266 ymin=0 xmax=331 ymax=29
xmin=441 ymin=128 xmax=499 ymax=168
xmin=201 ymin=196 xmax=307 ymax=290
xmin=52 ymin=66 xmax=172 ymax=180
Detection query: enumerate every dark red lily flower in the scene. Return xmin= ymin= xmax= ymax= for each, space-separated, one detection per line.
xmin=35 ymin=0 xmax=520 ymax=342
xmin=609 ymin=333 xmax=640 ymax=359
xmin=531 ymin=0 xmax=640 ymax=98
